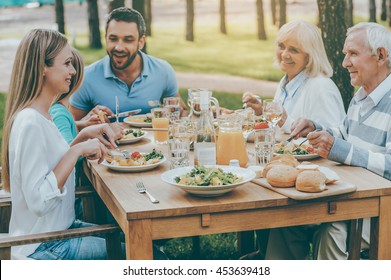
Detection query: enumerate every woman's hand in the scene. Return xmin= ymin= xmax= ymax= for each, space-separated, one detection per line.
xmin=77 ymin=138 xmax=109 ymax=164
xmin=242 ymin=92 xmax=262 ymax=115
xmin=75 ymin=123 xmax=119 ymax=149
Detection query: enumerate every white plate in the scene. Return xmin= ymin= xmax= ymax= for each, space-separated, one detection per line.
xmin=117 ymin=131 xmax=147 ymax=144
xmin=161 ymin=165 xmax=256 ymax=197
xmin=274 ymin=153 xmax=320 ymax=160
xmin=101 ymin=157 xmax=166 ymax=172
xmin=124 ymin=115 xmax=153 ymax=128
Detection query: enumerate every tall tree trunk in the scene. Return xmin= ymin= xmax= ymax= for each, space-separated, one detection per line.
xmin=279 ymin=0 xmax=286 ymax=28
xmin=87 ymin=0 xmax=102 ymax=49
xmin=108 ymin=0 xmax=124 ymax=13
xmin=369 ymin=0 xmax=377 ymax=22
xmin=345 ymin=0 xmax=353 ymax=27
xmin=270 ymin=0 xmax=277 ymax=25
xmin=132 ymin=0 xmax=148 ymax=53
xmin=186 ymin=0 xmax=194 ymax=41
xmin=318 ymin=0 xmax=353 ymax=111
xmin=55 ymin=0 xmax=65 ymax=34
xmin=145 ymin=0 xmax=152 ymax=36
xmin=256 ymin=0 xmax=267 ymax=40
xmin=381 ymin=0 xmax=387 ymax=21
xmin=220 ymin=0 xmax=227 ymax=34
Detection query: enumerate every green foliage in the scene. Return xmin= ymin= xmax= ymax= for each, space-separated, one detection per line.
xmin=164 ymin=233 xmax=240 ymax=260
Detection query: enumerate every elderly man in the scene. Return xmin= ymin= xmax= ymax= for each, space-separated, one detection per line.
xmin=266 ymin=22 xmax=391 ymax=260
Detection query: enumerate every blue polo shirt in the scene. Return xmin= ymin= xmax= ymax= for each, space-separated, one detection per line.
xmin=70 ymin=51 xmax=178 ymax=115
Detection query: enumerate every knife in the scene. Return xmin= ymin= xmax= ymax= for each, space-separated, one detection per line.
xmin=115 ymin=96 xmax=119 ymax=123
xmin=107 ymin=109 xmax=142 ymax=120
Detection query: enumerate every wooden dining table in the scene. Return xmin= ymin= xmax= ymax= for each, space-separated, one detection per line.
xmin=83 ymin=133 xmax=391 ymax=260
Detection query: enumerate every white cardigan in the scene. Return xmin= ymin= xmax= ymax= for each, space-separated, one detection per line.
xmin=274 ymin=75 xmax=346 ymax=133
xmin=8 ymin=108 xmax=75 ymax=257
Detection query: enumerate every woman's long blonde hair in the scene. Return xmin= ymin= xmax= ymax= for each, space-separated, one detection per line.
xmin=1 ymin=29 xmax=68 ymax=192
xmin=274 ymin=20 xmax=333 ymax=78
xmin=52 ymin=47 xmax=84 ymax=105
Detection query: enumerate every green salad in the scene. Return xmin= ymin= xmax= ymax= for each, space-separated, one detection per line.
xmin=124 ymin=129 xmax=145 ymax=138
xmin=174 ymin=166 xmax=243 ymax=186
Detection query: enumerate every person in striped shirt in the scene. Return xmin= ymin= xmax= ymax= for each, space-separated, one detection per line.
xmin=265 ymin=22 xmax=391 ymax=260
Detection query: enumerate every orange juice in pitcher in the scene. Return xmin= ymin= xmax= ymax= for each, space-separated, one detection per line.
xmin=216 ymin=114 xmax=248 ymax=167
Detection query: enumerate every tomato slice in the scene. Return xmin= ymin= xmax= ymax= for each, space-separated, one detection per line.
xmin=254 ymin=122 xmax=269 ymax=129
xmin=131 ymin=151 xmax=142 ymax=159
xmin=306 ymin=147 xmax=315 ymax=153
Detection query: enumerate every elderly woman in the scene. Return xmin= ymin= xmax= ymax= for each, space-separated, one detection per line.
xmin=241 ymin=20 xmax=346 ymax=261
xmin=243 ymin=20 xmax=346 ymax=132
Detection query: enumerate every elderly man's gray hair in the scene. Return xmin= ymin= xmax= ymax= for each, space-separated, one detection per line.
xmin=347 ymin=22 xmax=391 ymax=68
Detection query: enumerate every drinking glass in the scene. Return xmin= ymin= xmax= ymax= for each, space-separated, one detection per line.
xmin=263 ymin=99 xmax=283 ymax=128
xmin=167 ymin=138 xmax=191 ymax=169
xmin=151 ymin=107 xmax=169 ymax=144
xmin=163 ymin=96 xmax=181 ymax=122
xmin=254 ymin=128 xmax=275 ymax=166
xmin=238 ymin=108 xmax=255 ymax=141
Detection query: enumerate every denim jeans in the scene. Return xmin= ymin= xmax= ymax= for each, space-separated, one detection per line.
xmin=28 ymin=220 xmax=125 ymax=260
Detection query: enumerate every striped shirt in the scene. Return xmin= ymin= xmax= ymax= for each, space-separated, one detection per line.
xmin=315 ymin=74 xmax=391 ymax=180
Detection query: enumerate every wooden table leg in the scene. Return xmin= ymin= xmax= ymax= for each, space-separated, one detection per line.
xmin=125 ymin=219 xmax=153 ymax=260
xmin=376 ymin=195 xmax=391 ymax=259
xmin=237 ymin=230 xmax=255 ymax=256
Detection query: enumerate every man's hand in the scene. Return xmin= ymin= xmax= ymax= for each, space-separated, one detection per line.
xmin=307 ymin=130 xmax=334 ymax=158
xmin=290 ymin=118 xmax=316 ymax=139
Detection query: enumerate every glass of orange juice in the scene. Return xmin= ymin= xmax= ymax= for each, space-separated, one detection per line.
xmin=151 ymin=107 xmax=169 ymax=144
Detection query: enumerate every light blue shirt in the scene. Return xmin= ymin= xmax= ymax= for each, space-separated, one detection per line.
xmin=278 ymin=71 xmax=308 ymax=115
xmin=70 ymin=51 xmax=178 ymax=114
xmin=49 ymin=103 xmax=81 ymax=185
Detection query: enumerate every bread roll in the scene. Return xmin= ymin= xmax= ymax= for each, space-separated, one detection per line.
xmin=271 ymin=154 xmax=300 ymax=167
xmin=296 ymin=170 xmax=327 ymax=193
xmin=266 ymin=165 xmax=299 ymax=187
xmin=262 ymin=156 xmax=299 ymax=177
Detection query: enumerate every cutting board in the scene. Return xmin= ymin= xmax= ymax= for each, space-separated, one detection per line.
xmin=252 ymin=178 xmax=356 ymax=200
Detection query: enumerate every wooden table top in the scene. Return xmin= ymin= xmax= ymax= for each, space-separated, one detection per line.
xmin=86 ymin=134 xmax=391 ymax=221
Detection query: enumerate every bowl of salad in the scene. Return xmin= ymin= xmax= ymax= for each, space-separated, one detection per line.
xmin=161 ymin=165 xmax=256 ymax=197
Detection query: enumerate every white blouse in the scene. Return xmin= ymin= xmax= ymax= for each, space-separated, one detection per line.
xmin=274 ymin=74 xmax=346 ymax=133
xmin=8 ymin=108 xmax=75 ymax=257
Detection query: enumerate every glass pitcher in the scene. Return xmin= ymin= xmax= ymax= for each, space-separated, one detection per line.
xmin=187 ymin=88 xmax=220 ymax=119
xmin=216 ymin=113 xmax=248 ymax=167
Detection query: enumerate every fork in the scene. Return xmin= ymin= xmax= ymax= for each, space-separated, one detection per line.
xmin=136 ymin=182 xmax=159 ymax=203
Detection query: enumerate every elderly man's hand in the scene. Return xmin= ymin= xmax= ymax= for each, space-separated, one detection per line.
xmin=307 ymin=130 xmax=334 ymax=158
xmin=290 ymin=118 xmax=316 ymax=139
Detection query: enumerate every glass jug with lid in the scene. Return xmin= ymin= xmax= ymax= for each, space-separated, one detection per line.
xmin=187 ymin=88 xmax=220 ymax=119
xmin=216 ymin=113 xmax=248 ymax=167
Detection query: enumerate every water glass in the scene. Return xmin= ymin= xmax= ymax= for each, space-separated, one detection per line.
xmin=151 ymin=107 xmax=169 ymax=144
xmin=163 ymin=96 xmax=181 ymax=122
xmin=254 ymin=128 xmax=275 ymax=166
xmin=167 ymin=138 xmax=191 ymax=169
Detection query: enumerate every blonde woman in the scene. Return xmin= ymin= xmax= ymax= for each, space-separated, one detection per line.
xmin=243 ymin=20 xmax=346 ymax=132
xmin=1 ymin=29 xmax=121 ymax=259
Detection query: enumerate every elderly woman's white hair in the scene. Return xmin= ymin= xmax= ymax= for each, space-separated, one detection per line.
xmin=274 ymin=20 xmax=333 ymax=78
xmin=347 ymin=22 xmax=391 ymax=68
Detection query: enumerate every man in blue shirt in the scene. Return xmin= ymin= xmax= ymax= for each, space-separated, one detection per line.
xmin=70 ymin=7 xmax=186 ymax=120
